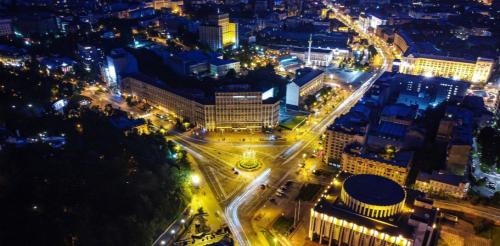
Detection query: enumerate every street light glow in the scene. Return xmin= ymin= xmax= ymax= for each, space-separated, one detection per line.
xmin=191 ymin=174 xmax=200 ymax=186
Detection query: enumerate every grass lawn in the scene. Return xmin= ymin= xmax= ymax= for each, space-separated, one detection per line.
xmin=295 ymin=183 xmax=322 ymax=201
xmin=273 ymin=216 xmax=294 ymax=235
xmin=280 ymin=116 xmax=306 ymax=130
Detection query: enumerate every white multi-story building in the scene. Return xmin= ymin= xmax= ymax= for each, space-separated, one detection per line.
xmin=286 ymin=68 xmax=325 ymax=107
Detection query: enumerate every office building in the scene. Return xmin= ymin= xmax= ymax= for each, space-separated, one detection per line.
xmin=77 ymin=44 xmax=104 ymax=72
xmin=309 ymin=174 xmax=437 ymax=246
xmin=323 ymin=106 xmax=370 ymax=165
xmin=415 ymin=171 xmax=469 ymax=199
xmin=199 ymin=13 xmax=238 ymax=51
xmin=286 ymin=68 xmax=324 ymax=107
xmin=167 ymin=50 xmax=240 ymax=77
xmin=0 ymin=18 xmax=13 ymax=37
xmin=121 ymin=74 xmax=279 ymax=131
xmin=394 ymin=31 xmax=495 ymax=83
xmin=102 ymin=48 xmax=139 ymax=89
xmin=377 ymin=72 xmax=470 ymax=110
xmin=341 ymin=143 xmax=412 ymax=186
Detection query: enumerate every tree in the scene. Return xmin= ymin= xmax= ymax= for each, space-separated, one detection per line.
xmin=477 ymin=126 xmax=500 ymax=168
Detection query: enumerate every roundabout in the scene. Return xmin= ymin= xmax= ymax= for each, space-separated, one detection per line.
xmin=235 ymin=149 xmax=262 ymax=171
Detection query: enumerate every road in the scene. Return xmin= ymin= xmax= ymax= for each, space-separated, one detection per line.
xmin=224 ymin=14 xmax=391 ymax=244
xmin=434 ymin=199 xmax=500 ymax=225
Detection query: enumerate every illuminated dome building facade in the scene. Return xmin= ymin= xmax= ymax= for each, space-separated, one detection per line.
xmin=340 ymin=174 xmax=406 ymax=218
xmin=309 ymin=174 xmax=437 ymax=246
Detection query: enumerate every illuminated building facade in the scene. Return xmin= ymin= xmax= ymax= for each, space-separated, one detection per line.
xmin=286 ymin=68 xmax=325 ymax=107
xmin=102 ymin=49 xmax=138 ymax=89
xmin=215 ymin=90 xmax=278 ymax=131
xmin=199 ymin=13 xmax=238 ymax=51
xmin=415 ymin=171 xmax=469 ymax=199
xmin=399 ymin=55 xmax=494 ymax=83
xmin=122 ymin=75 xmax=279 ymax=131
xmin=0 ymin=44 xmax=29 ymax=67
xmin=341 ymin=143 xmax=412 ymax=186
xmin=309 ymin=174 xmax=437 ymax=246
xmin=323 ymin=114 xmax=368 ymax=165
xmin=394 ymin=31 xmax=495 ymax=83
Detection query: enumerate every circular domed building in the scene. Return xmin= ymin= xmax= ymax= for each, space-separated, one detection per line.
xmin=340 ymin=174 xmax=406 ymax=218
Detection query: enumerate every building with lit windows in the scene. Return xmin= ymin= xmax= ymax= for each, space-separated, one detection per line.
xmin=415 ymin=171 xmax=469 ymax=199
xmin=0 ymin=18 xmax=13 ymax=37
xmin=199 ymin=13 xmax=238 ymax=51
xmin=341 ymin=143 xmax=412 ymax=186
xmin=323 ymin=104 xmax=370 ymax=165
xmin=286 ymin=68 xmax=325 ymax=107
xmin=121 ymin=74 xmax=279 ymax=131
xmin=309 ymin=174 xmax=438 ymax=246
xmin=102 ymin=48 xmax=139 ymax=89
xmin=376 ymin=72 xmax=470 ymax=110
xmin=394 ymin=31 xmax=495 ymax=83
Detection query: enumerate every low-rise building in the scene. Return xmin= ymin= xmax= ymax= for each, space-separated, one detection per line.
xmin=415 ymin=171 xmax=469 ymax=198
xmin=209 ymin=58 xmax=240 ymax=77
xmin=167 ymin=50 xmax=240 ymax=77
xmin=341 ymin=143 xmax=413 ymax=186
xmin=286 ymin=68 xmax=324 ymax=107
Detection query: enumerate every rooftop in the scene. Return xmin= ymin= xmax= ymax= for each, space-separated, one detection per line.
xmin=381 ymin=104 xmax=418 ymax=122
xmin=417 ymin=171 xmax=467 ymax=186
xmin=343 ymin=174 xmax=406 ymax=206
xmin=344 ymin=142 xmax=413 ymax=168
xmin=294 ymin=68 xmax=324 ymax=87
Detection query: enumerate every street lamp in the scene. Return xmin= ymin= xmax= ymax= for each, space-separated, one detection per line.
xmin=191 ymin=174 xmax=200 ymax=187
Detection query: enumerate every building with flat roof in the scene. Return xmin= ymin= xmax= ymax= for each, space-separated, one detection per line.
xmin=380 ymin=104 xmax=418 ymax=126
xmin=166 ymin=50 xmax=240 ymax=77
xmin=415 ymin=171 xmax=469 ymax=198
xmin=286 ymin=68 xmax=325 ymax=107
xmin=394 ymin=30 xmax=495 ymax=83
xmin=323 ymin=107 xmax=370 ymax=165
xmin=0 ymin=18 xmax=13 ymax=37
xmin=378 ymin=72 xmax=470 ymax=110
xmin=309 ymin=174 xmax=437 ymax=246
xmin=121 ymin=74 xmax=279 ymax=131
xmin=341 ymin=143 xmax=413 ymax=186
